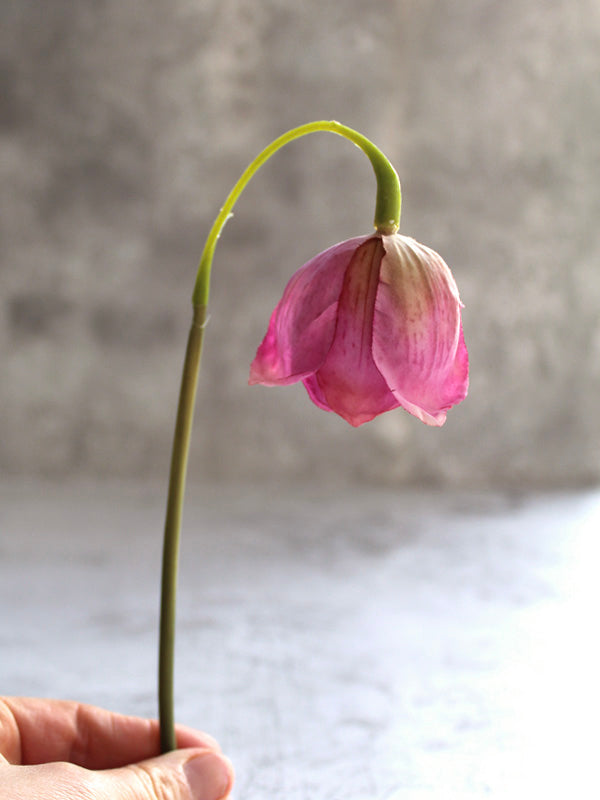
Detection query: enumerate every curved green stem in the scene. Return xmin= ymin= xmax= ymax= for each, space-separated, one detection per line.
xmin=159 ymin=121 xmax=401 ymax=752
xmin=192 ymin=120 xmax=401 ymax=307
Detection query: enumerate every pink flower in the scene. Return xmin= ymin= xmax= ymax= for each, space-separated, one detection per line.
xmin=249 ymin=233 xmax=468 ymax=427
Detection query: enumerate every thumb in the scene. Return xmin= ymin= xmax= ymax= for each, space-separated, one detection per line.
xmin=97 ymin=747 xmax=234 ymax=800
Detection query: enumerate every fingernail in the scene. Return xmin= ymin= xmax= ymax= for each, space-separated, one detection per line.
xmin=184 ymin=751 xmax=232 ymax=800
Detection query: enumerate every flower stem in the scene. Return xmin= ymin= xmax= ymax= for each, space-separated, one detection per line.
xmin=159 ymin=304 xmax=206 ymax=753
xmin=192 ymin=120 xmax=401 ymax=307
xmin=158 ymin=121 xmax=401 ymax=752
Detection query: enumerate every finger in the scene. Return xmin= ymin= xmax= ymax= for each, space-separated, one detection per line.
xmin=0 ymin=697 xmax=220 ymax=768
xmin=0 ymin=748 xmax=234 ymax=800
xmin=99 ymin=748 xmax=234 ymax=800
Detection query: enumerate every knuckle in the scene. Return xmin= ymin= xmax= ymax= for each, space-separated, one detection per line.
xmin=126 ymin=762 xmax=188 ymax=800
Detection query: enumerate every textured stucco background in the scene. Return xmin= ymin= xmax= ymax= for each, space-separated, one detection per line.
xmin=2 ymin=1 xmax=600 ymax=488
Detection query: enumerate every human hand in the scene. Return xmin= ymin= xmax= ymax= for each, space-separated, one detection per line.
xmin=0 ymin=697 xmax=234 ymax=799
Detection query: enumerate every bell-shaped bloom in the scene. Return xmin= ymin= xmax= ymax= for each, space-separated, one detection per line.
xmin=249 ymin=233 xmax=468 ymax=427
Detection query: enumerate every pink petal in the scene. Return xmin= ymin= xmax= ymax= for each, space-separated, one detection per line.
xmin=301 ymin=373 xmax=332 ymax=412
xmin=372 ymin=235 xmax=469 ymax=426
xmin=249 ymin=235 xmax=371 ymax=386
xmin=311 ymin=236 xmax=399 ymax=426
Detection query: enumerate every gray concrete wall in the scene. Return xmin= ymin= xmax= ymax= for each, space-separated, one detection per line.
xmin=1 ymin=1 xmax=599 ymax=488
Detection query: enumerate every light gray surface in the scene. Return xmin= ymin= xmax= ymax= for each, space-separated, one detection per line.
xmin=1 ymin=482 xmax=598 ymax=797
xmin=2 ymin=1 xmax=600 ymax=487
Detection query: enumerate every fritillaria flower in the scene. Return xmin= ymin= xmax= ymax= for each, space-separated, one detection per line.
xmin=249 ymin=232 xmax=468 ymax=426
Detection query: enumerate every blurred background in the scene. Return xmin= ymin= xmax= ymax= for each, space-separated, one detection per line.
xmin=2 ymin=2 xmax=600 ymax=797
xmin=2 ymin=0 xmax=599 ymax=489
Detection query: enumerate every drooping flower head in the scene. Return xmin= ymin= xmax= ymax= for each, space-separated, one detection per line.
xmin=249 ymin=232 xmax=468 ymax=426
